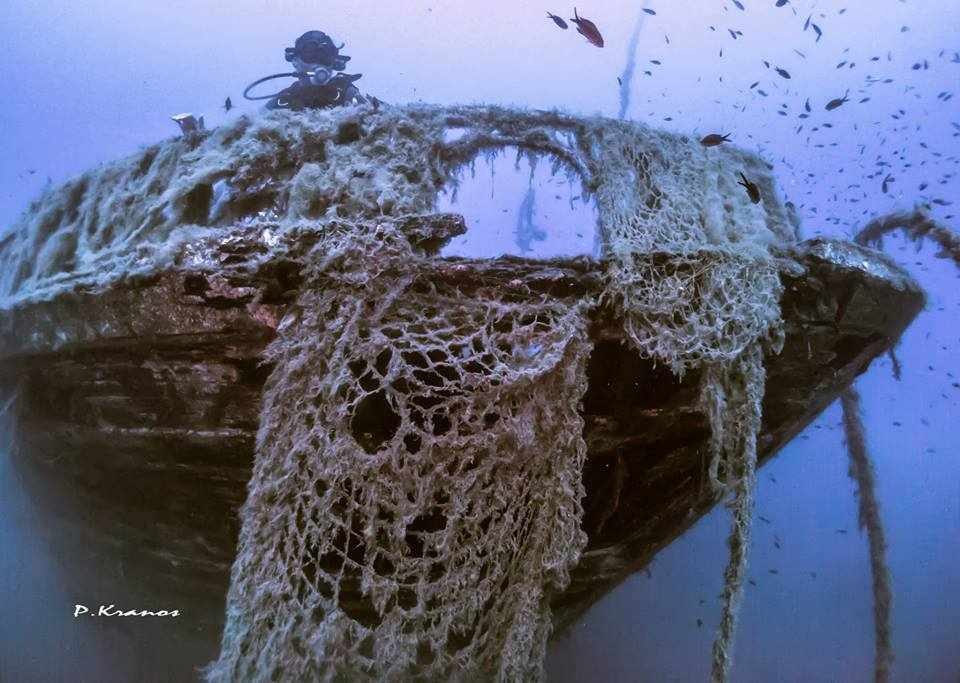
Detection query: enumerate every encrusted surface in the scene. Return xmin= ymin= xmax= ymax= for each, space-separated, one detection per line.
xmin=0 ymin=104 xmax=922 ymax=681
xmin=0 ymin=226 xmax=923 ymax=644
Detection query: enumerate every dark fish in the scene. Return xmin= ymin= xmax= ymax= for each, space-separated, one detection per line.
xmin=643 ymin=8 xmax=656 ymax=15
xmin=836 ymin=528 xmax=848 ymax=534
xmin=825 ymin=90 xmax=849 ymax=111
xmin=804 ymin=98 xmax=811 ymax=112
xmin=738 ymin=172 xmax=761 ymax=203
xmin=617 ymin=76 xmax=622 ymax=85
xmin=803 ymin=14 xmax=811 ymax=31
xmin=759 ymin=515 xmax=771 ymax=523
xmin=696 ymin=618 xmax=703 ymax=628
xmin=748 ymin=579 xmax=757 ymax=586
xmin=812 ymin=23 xmax=822 ymax=41
xmin=570 ymin=8 xmax=604 ymax=47
xmin=732 ymin=0 xmax=745 ymax=10
xmin=749 ymin=81 xmax=759 ymax=89
xmin=547 ymin=12 xmax=568 ymax=29
xmin=769 ymin=569 xmax=779 ymax=575
xmin=775 ymin=67 xmax=791 ymax=79
xmin=223 ymin=97 xmax=233 ymax=112
xmin=776 ymin=0 xmax=789 ymax=6
xmin=700 ymin=133 xmax=731 ymax=147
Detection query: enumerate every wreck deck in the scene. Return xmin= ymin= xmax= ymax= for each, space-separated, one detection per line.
xmin=0 ymin=218 xmax=923 ymax=649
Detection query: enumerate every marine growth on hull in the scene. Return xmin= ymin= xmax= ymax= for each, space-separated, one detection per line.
xmin=1 ymin=103 xmax=802 ymax=681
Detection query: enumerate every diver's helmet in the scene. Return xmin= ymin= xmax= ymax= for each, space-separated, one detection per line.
xmin=285 ymin=31 xmax=351 ymax=74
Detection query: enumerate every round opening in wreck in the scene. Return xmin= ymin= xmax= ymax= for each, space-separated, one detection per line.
xmin=436 ymin=146 xmax=599 ymax=259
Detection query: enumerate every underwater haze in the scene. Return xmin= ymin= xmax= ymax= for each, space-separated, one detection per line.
xmin=1 ymin=0 xmax=958 ymax=681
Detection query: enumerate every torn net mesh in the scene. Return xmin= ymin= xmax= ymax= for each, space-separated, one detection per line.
xmin=206 ymin=227 xmax=592 ymax=681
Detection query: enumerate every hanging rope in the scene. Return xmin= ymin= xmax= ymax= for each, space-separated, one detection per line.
xmin=854 ymin=205 xmax=960 ymax=267
xmin=617 ymin=2 xmax=652 ymax=120
xmin=840 ymin=386 xmax=894 ymax=683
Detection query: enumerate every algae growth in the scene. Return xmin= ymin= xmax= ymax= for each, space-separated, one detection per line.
xmin=4 ymin=102 xmax=798 ymax=681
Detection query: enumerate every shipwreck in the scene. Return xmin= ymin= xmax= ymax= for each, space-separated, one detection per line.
xmin=0 ymin=104 xmax=924 ymax=681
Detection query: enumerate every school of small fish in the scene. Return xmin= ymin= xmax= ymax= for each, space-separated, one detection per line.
xmin=544 ymin=1 xmax=959 ymax=234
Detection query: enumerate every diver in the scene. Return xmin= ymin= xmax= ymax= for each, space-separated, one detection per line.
xmin=243 ymin=30 xmax=366 ymax=110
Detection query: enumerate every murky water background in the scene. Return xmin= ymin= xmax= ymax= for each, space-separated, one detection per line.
xmin=1 ymin=1 xmax=958 ymax=680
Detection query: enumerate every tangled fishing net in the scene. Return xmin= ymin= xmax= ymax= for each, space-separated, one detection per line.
xmin=0 ymin=103 xmax=797 ymax=680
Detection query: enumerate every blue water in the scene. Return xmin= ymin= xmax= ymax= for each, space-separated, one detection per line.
xmin=1 ymin=1 xmax=958 ymax=680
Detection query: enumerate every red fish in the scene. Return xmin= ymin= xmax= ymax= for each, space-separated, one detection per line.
xmin=569 ymin=8 xmax=604 ymax=47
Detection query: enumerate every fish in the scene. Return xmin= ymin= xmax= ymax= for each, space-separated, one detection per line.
xmin=748 ymin=579 xmax=757 ymax=586
xmin=732 ymin=0 xmax=745 ymax=10
xmin=775 ymin=67 xmax=791 ymax=79
xmin=643 ymin=8 xmax=656 ymax=15
xmin=825 ymin=91 xmax=849 ymax=111
xmin=223 ymin=97 xmax=233 ymax=112
xmin=776 ymin=0 xmax=789 ymax=5
xmin=546 ymin=12 xmax=568 ymax=29
xmin=738 ymin=172 xmax=761 ymax=203
xmin=811 ymin=23 xmax=822 ymax=41
xmin=805 ymin=98 xmax=811 ymax=112
xmin=700 ymin=133 xmax=731 ymax=147
xmin=617 ymin=76 xmax=622 ymax=86
xmin=769 ymin=569 xmax=779 ymax=575
xmin=696 ymin=618 xmax=703 ymax=628
xmin=570 ymin=8 xmax=604 ymax=47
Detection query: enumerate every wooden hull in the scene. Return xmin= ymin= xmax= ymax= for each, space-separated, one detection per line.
xmin=0 ymin=221 xmax=924 ymax=656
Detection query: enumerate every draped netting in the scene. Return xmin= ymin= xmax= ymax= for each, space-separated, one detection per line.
xmin=0 ymin=103 xmax=796 ymax=681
